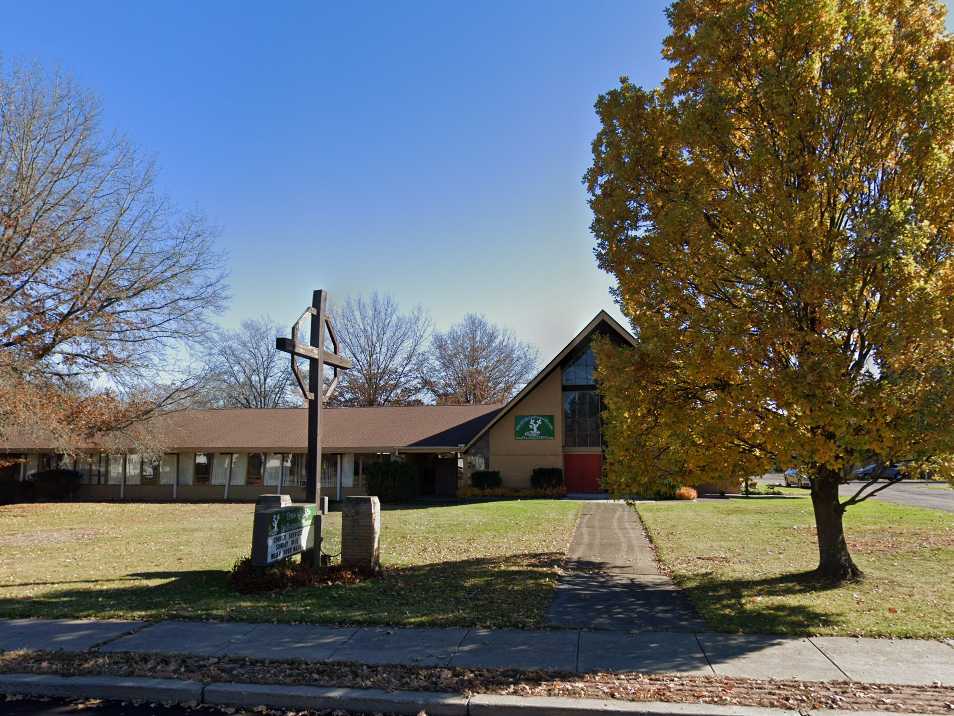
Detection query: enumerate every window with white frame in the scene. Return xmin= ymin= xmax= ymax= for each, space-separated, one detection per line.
xmin=264 ymin=453 xmax=284 ymax=486
xmin=160 ymin=454 xmax=178 ymax=485
xmin=211 ymin=453 xmax=233 ymax=485
xmin=125 ymin=455 xmax=142 ymax=485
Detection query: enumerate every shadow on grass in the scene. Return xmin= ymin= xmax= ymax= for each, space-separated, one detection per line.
xmin=0 ymin=553 xmax=566 ymax=629
xmin=677 ymin=569 xmax=844 ymax=635
xmin=698 ymin=494 xmax=806 ymax=501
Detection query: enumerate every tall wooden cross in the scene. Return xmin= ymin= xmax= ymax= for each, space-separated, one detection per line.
xmin=276 ymin=290 xmax=352 ymax=505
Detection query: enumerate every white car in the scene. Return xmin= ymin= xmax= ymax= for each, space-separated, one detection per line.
xmin=783 ymin=468 xmax=811 ymax=488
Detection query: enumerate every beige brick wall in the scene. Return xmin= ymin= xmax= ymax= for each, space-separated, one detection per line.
xmin=487 ymin=369 xmax=563 ymax=488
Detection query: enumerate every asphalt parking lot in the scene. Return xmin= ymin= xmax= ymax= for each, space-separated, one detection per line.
xmin=838 ymin=480 xmax=954 ymax=513
xmin=763 ymin=474 xmax=954 ymax=513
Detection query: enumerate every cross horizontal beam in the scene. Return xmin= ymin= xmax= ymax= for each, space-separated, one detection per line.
xmin=275 ymin=337 xmax=353 ymax=370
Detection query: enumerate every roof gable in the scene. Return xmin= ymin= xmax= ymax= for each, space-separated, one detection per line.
xmin=463 ymin=311 xmax=635 ymax=450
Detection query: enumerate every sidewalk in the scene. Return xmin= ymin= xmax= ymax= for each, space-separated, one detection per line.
xmin=1 ymin=618 xmax=952 ymax=686
xmin=547 ymin=502 xmax=704 ymax=631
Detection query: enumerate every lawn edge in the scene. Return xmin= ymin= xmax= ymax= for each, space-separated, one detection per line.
xmin=1 ymin=672 xmax=944 ymax=716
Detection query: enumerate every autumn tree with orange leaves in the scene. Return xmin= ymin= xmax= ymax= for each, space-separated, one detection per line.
xmin=588 ymin=0 xmax=954 ymax=582
xmin=0 ymin=64 xmax=226 ymax=454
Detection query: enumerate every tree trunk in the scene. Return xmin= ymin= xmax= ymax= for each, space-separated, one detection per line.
xmin=810 ymin=469 xmax=863 ymax=582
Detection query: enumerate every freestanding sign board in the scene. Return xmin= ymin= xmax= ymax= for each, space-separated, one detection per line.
xmin=250 ymin=495 xmax=321 ymax=567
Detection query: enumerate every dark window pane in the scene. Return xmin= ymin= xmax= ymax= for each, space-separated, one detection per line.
xmin=194 ymin=453 xmax=211 ymax=485
xmin=563 ymin=345 xmax=596 ymax=386
xmin=290 ymin=453 xmax=305 ymax=486
xmin=246 ymin=453 xmax=263 ymax=485
xmin=563 ymin=390 xmax=601 ymax=448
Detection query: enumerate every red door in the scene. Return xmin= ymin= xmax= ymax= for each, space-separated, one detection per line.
xmin=563 ymin=453 xmax=602 ymax=493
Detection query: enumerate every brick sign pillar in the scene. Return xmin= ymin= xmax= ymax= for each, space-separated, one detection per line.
xmin=341 ymin=496 xmax=380 ymax=572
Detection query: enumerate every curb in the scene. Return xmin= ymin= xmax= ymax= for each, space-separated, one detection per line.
xmin=467 ymin=694 xmax=796 ymax=715
xmin=0 ymin=673 xmax=203 ymax=703
xmin=204 ymin=682 xmax=469 ymax=715
xmin=0 ymin=673 xmax=940 ymax=716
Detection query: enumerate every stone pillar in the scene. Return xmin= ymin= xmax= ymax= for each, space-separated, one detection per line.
xmin=341 ymin=496 xmax=380 ymax=572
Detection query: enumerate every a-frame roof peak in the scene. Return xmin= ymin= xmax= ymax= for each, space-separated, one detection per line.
xmin=463 ymin=310 xmax=634 ymax=450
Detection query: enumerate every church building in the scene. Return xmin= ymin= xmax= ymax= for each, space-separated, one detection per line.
xmin=0 ymin=311 xmax=635 ymax=500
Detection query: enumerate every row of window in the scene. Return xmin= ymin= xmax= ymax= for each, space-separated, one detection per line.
xmin=40 ymin=451 xmax=383 ymax=489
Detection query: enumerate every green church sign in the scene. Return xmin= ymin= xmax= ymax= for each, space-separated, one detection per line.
xmin=251 ymin=502 xmax=319 ymax=566
xmin=515 ymin=415 xmax=555 ymax=440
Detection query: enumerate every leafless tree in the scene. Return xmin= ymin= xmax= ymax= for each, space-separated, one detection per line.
xmin=0 ymin=63 xmax=227 ymax=451
xmin=198 ymin=317 xmax=299 ymax=408
xmin=331 ymin=293 xmax=430 ymax=406
xmin=423 ymin=314 xmax=537 ymax=404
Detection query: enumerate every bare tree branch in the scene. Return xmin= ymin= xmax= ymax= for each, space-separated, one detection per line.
xmin=423 ymin=314 xmax=538 ymax=405
xmin=0 ymin=62 xmax=227 ymax=451
xmin=331 ymin=293 xmax=430 ymax=406
xmin=196 ymin=317 xmax=300 ymax=409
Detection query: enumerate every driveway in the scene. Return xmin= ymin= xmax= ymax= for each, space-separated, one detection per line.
xmin=546 ymin=502 xmax=704 ymax=631
xmin=839 ymin=480 xmax=954 ymax=513
xmin=763 ymin=474 xmax=954 ymax=513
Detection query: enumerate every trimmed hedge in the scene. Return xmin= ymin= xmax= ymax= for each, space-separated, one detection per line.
xmin=29 ymin=469 xmax=82 ymax=499
xmin=470 ymin=470 xmax=502 ymax=490
xmin=365 ymin=460 xmax=417 ymax=502
xmin=458 ymin=486 xmax=566 ymax=498
xmin=530 ymin=467 xmax=564 ymax=489
xmin=0 ymin=480 xmax=32 ymax=504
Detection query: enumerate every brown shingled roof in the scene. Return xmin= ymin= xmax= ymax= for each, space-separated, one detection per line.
xmin=0 ymin=404 xmax=503 ymax=453
xmin=0 ymin=405 xmax=501 ymax=452
xmin=161 ymin=404 xmax=502 ymax=452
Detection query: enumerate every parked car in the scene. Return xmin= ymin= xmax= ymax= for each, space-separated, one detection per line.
xmin=783 ymin=468 xmax=811 ymax=488
xmin=853 ymin=461 xmax=933 ymax=481
xmin=853 ymin=463 xmax=902 ymax=481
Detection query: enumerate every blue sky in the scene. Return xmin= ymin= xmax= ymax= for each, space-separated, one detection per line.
xmin=5 ymin=2 xmax=952 ymax=360
xmin=4 ymin=1 xmax=674 ymax=359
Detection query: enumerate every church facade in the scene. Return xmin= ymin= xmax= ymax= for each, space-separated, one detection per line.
xmin=0 ymin=311 xmax=634 ymax=500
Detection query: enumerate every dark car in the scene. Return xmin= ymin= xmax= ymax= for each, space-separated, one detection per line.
xmin=853 ymin=463 xmax=902 ymax=481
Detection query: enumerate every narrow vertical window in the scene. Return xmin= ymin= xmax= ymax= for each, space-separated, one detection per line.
xmin=194 ymin=453 xmax=211 ymax=485
xmin=245 ymin=453 xmax=263 ymax=485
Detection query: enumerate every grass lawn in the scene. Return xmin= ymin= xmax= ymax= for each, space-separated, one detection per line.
xmin=0 ymin=500 xmax=580 ymax=628
xmin=637 ymin=492 xmax=954 ymax=638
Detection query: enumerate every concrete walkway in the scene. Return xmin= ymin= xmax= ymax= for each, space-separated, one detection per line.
xmin=547 ymin=502 xmax=705 ymax=631
xmin=2 ymin=618 xmax=953 ymax=686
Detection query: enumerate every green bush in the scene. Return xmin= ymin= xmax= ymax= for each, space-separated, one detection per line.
xmin=530 ymin=467 xmax=564 ymax=489
xmin=650 ymin=481 xmax=679 ymax=500
xmin=29 ymin=469 xmax=82 ymax=499
xmin=470 ymin=470 xmax=502 ymax=489
xmin=365 ymin=460 xmax=417 ymax=502
xmin=0 ymin=479 xmax=33 ymax=504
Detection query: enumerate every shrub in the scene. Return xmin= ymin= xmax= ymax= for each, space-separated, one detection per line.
xmin=458 ymin=485 xmax=566 ymax=498
xmin=228 ymin=556 xmax=367 ymax=594
xmin=675 ymin=486 xmax=698 ymax=500
xmin=530 ymin=467 xmax=564 ymax=489
xmin=0 ymin=479 xmax=33 ymax=504
xmin=365 ymin=461 xmax=417 ymax=502
xmin=470 ymin=470 xmax=502 ymax=490
xmin=29 ymin=469 xmax=82 ymax=499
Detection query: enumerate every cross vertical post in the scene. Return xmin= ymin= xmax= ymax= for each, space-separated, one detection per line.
xmin=276 ymin=288 xmax=352 ymax=567
xmin=305 ymin=289 xmax=326 ymax=505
